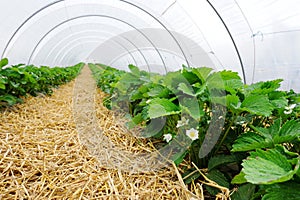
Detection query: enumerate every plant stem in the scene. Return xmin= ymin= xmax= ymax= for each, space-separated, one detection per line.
xmin=214 ymin=118 xmax=235 ymax=154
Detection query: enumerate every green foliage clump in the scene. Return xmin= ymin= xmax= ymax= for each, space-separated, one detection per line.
xmin=0 ymin=58 xmax=83 ymax=107
xmin=89 ymin=63 xmax=300 ymax=199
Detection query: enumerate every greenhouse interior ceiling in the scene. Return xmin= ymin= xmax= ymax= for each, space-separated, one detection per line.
xmin=0 ymin=0 xmax=300 ymax=92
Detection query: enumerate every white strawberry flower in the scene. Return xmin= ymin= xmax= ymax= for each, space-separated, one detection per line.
xmin=176 ymin=117 xmax=189 ymax=128
xmin=163 ymin=133 xmax=173 ymax=143
xmin=186 ymin=128 xmax=199 ymax=141
xmin=284 ymin=109 xmax=293 ymax=115
xmin=284 ymin=103 xmax=297 ymax=115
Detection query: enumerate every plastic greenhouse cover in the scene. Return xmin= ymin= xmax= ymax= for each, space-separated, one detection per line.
xmin=0 ymin=0 xmax=299 ymax=92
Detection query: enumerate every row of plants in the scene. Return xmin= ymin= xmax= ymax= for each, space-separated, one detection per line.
xmin=0 ymin=58 xmax=83 ymax=108
xmin=89 ymin=63 xmax=300 ymax=199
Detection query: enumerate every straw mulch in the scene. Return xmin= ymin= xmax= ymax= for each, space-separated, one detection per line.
xmin=0 ymin=67 xmax=203 ymax=199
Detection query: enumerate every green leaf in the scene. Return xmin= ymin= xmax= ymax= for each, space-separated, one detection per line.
xmin=205 ymin=169 xmax=230 ymax=195
xmin=191 ymin=67 xmax=213 ymax=83
xmin=275 ymin=120 xmax=300 ymax=143
xmin=206 ymin=70 xmax=241 ymax=90
xmin=0 ymin=94 xmax=19 ymax=106
xmin=240 ymin=94 xmax=274 ymax=116
xmin=208 ymin=154 xmax=238 ymax=171
xmin=206 ymin=70 xmax=241 ymax=92
xmin=163 ymin=71 xmax=187 ymax=93
xmin=231 ymin=183 xmax=256 ymax=200
xmin=147 ymin=84 xmax=170 ymax=98
xmin=231 ymin=171 xmax=247 ymax=184
xmin=193 ymin=83 xmax=206 ymax=97
xmin=141 ymin=117 xmax=166 ymax=138
xmin=149 ymin=74 xmax=163 ymax=84
xmin=269 ymin=91 xmax=288 ymax=108
xmin=232 ymin=132 xmax=269 ymax=152
xmin=182 ymin=168 xmax=201 ymax=184
xmin=138 ymin=84 xmax=149 ymax=94
xmin=128 ymin=64 xmax=140 ymax=76
xmin=224 ymin=79 xmax=244 ymax=95
xmin=148 ymin=98 xmax=180 ymax=119
xmin=181 ymin=68 xmax=200 ymax=84
xmin=269 ymin=118 xmax=281 ymax=137
xmin=0 ymin=58 xmax=8 ymax=68
xmin=220 ymin=70 xmax=242 ymax=80
xmin=234 ymin=119 xmax=300 ymax=152
xmin=115 ymin=73 xmax=142 ymax=94
xmin=0 ymin=77 xmax=7 ymax=89
xmin=173 ymin=149 xmax=188 ymax=166
xmin=244 ymin=79 xmax=283 ymax=96
xmin=130 ymin=90 xmax=145 ymax=100
xmin=262 ymin=182 xmax=300 ymax=200
xmin=296 ymin=167 xmax=300 ymax=178
xmin=226 ymin=94 xmax=241 ymax=110
xmin=179 ymin=97 xmax=201 ymax=120
xmin=206 ymin=71 xmax=226 ymax=90
xmin=178 ymin=82 xmax=195 ymax=96
xmin=132 ymin=113 xmax=144 ymax=125
xmin=270 ymin=97 xmax=288 ymax=108
xmin=10 ymin=81 xmax=20 ymax=88
xmin=242 ymin=148 xmax=299 ymax=184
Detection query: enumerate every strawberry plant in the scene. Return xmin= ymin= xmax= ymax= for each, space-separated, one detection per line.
xmin=90 ymin=63 xmax=300 ymax=199
xmin=0 ymin=58 xmax=83 ymax=107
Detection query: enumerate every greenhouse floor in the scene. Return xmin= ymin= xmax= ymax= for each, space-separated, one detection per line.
xmin=0 ymin=67 xmax=203 ymax=200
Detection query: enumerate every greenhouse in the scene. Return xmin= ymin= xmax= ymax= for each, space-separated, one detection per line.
xmin=0 ymin=0 xmax=299 ymax=199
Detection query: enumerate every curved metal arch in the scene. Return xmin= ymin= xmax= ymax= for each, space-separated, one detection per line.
xmin=207 ymin=0 xmax=246 ymax=84
xmin=1 ymin=0 xmax=183 ymax=71
xmin=113 ymin=46 xmax=186 ymax=72
xmin=27 ymin=14 xmax=167 ymax=72
xmin=47 ymin=33 xmax=121 ymax=65
xmin=131 ymin=46 xmax=187 ymax=68
xmin=121 ymin=0 xmax=191 ymax=68
xmin=113 ymin=39 xmax=138 ymax=67
xmin=58 ymin=41 xmax=102 ymax=64
xmin=60 ymin=41 xmax=132 ymax=67
xmin=175 ymin=1 xmax=225 ymax=69
xmin=49 ymin=36 xmax=106 ymax=64
xmin=60 ymin=43 xmax=86 ymax=65
xmin=48 ymin=37 xmax=139 ymax=67
xmin=1 ymin=0 xmax=64 ymax=59
xmin=43 ymin=29 xmax=119 ymax=63
xmin=48 ymin=37 xmax=135 ymax=66
xmin=40 ymin=26 xmax=148 ymax=69
xmin=119 ymin=36 xmax=151 ymax=72
xmin=42 ymin=30 xmax=101 ymax=63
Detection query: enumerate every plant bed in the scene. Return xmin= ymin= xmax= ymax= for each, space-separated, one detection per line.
xmin=89 ymin=63 xmax=300 ymax=199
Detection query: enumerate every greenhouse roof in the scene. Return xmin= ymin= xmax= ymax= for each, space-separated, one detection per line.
xmin=0 ymin=0 xmax=299 ymax=91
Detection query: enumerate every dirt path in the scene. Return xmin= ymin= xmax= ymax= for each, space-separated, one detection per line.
xmin=0 ymin=66 xmax=196 ymax=199
xmin=73 ymin=65 xmax=173 ymax=173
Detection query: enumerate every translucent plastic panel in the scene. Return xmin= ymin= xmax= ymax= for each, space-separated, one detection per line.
xmin=0 ymin=0 xmax=299 ymax=92
xmin=0 ymin=0 xmax=54 ymax=57
xmin=1 ymin=0 xmax=158 ymax=66
xmin=31 ymin=21 xmax=131 ymax=66
xmin=174 ymin=0 xmax=300 ymax=91
xmin=253 ymin=31 xmax=300 ymax=91
xmin=130 ymin=0 xmax=239 ymax=70
xmin=208 ymin=0 xmax=300 ymax=91
xmin=110 ymin=49 xmax=186 ymax=74
xmin=88 ymin=28 xmax=215 ymax=74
